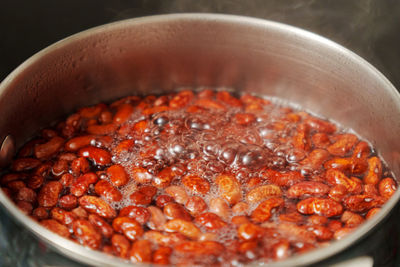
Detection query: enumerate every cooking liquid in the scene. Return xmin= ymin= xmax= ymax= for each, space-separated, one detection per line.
xmin=1 ymin=89 xmax=397 ymax=266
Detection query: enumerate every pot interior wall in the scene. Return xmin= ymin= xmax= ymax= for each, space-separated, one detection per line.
xmin=1 ymin=15 xmax=399 ymax=175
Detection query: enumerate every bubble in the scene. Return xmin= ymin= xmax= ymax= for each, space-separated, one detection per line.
xmin=191 ymin=122 xmax=203 ymax=130
xmin=134 ymin=139 xmax=143 ymax=145
xmin=203 ymin=170 xmax=216 ymax=179
xmin=234 ymin=168 xmax=251 ymax=181
xmin=188 ymin=152 xmax=197 ymax=159
xmin=171 ymin=163 xmax=186 ymax=176
xmin=100 ymin=89 xmax=341 ymax=225
xmin=154 ymin=116 xmax=168 ymax=126
xmin=219 ymin=145 xmax=237 ymax=165
xmin=264 ymin=140 xmax=278 ymax=151
xmin=286 ymin=149 xmax=306 ymax=163
xmin=154 ymin=148 xmax=165 ymax=160
xmin=98 ymin=172 xmax=108 ymax=180
xmin=201 ymin=131 xmax=218 ymax=141
xmin=240 ymin=132 xmax=262 ymax=145
xmin=258 ymin=126 xmax=273 ymax=137
xmin=300 ymin=166 xmax=313 ymax=177
xmin=207 ymin=161 xmax=224 ymax=173
xmin=272 ymin=156 xmax=286 ymax=168
xmin=288 ymin=163 xmax=300 ymax=171
xmin=203 ymin=142 xmax=220 ymax=158
xmin=172 ymin=144 xmax=184 ymax=154
xmin=184 ymin=117 xmax=205 ymax=131
xmin=241 ymin=152 xmax=255 ymax=166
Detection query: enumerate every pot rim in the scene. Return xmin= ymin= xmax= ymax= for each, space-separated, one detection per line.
xmin=1 ymin=13 xmax=399 ymax=267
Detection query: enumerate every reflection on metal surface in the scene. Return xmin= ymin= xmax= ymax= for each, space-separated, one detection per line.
xmin=0 ymin=207 xmax=84 ymax=267
xmin=329 ymin=256 xmax=373 ymax=267
xmin=0 ymin=135 xmax=15 ymax=168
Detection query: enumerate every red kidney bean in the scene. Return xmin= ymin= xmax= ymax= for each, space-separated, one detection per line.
xmin=130 ymin=239 xmax=152 ymax=263
xmin=120 ymin=206 xmax=150 ymax=225
xmin=107 ymin=164 xmax=129 ymax=187
xmin=165 ymin=186 xmax=189 ymax=205
xmin=59 ymin=195 xmax=78 ymax=210
xmin=38 ymin=181 xmax=63 ymax=208
xmin=34 ymin=136 xmax=65 ymax=159
xmin=89 ymin=214 xmax=114 ymax=238
xmin=94 ymin=180 xmax=122 ymax=202
xmin=246 ymin=184 xmax=282 ymax=204
xmin=70 ymin=157 xmax=90 ymax=175
xmin=26 ymin=175 xmax=44 ymax=190
xmin=379 ymin=177 xmax=397 ymax=199
xmin=287 ymin=181 xmax=330 ymax=198
xmin=111 ymin=234 xmax=130 ymax=258
xmin=163 ymin=202 xmax=192 ymax=221
xmin=364 ymin=157 xmax=382 ymax=185
xmin=32 ymin=207 xmax=49 ymax=220
xmin=343 ymin=194 xmax=384 ymax=213
xmin=65 ymin=135 xmax=94 ymax=152
xmin=87 ymin=124 xmax=117 ymax=135
xmin=79 ymin=146 xmax=111 ymax=166
xmin=156 ymin=195 xmax=174 ymax=208
xmin=215 ymin=174 xmax=242 ymax=205
xmin=113 ymin=104 xmax=134 ymax=124
xmin=195 ymin=212 xmax=227 ymax=230
xmin=70 ymin=172 xmax=98 ymax=197
xmin=326 ymin=169 xmax=362 ymax=193
xmin=169 ymin=90 xmax=194 ymax=109
xmin=174 ymin=241 xmax=224 ymax=256
xmin=16 ymin=187 xmax=36 ymax=202
xmin=263 ymin=170 xmax=304 ymax=187
xmin=251 ymin=197 xmax=284 ymax=223
xmin=16 ymin=200 xmax=33 ymax=215
xmin=164 ymin=219 xmax=201 ymax=239
xmin=59 ymin=173 xmax=74 ymax=187
xmin=1 ymin=173 xmax=28 ymax=185
xmin=297 ymin=197 xmax=343 ymax=217
xmin=79 ymin=195 xmax=117 ymax=218
xmin=12 ymin=158 xmax=41 ymax=172
xmin=327 ymin=134 xmax=358 ymax=157
xmin=72 ymin=219 xmax=102 ymax=249
xmin=152 ymin=167 xmax=174 ymax=188
xmin=112 ymin=217 xmax=143 ymax=241
xmin=51 ymin=207 xmax=76 ymax=226
xmin=1 ymin=90 xmax=397 ymax=265
xmin=185 ymin=196 xmax=207 ymax=216
xmin=341 ymin=211 xmax=364 ymax=228
xmin=41 ymin=219 xmax=70 ymax=238
xmin=18 ymin=138 xmax=44 ymax=158
xmin=153 ymin=246 xmax=172 ymax=265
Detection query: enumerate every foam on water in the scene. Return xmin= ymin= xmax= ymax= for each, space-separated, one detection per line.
xmin=103 ymin=89 xmax=329 ymax=213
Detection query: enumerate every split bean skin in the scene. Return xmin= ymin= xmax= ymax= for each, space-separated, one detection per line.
xmin=1 ymin=89 xmax=397 ymax=266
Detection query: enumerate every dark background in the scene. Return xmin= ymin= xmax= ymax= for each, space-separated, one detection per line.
xmin=1 ymin=0 xmax=400 ymax=90
xmin=0 ymin=1 xmax=399 ymax=266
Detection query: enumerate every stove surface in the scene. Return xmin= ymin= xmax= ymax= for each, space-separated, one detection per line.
xmin=1 ymin=1 xmax=400 ymax=266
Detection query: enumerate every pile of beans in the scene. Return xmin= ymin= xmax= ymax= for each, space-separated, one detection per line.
xmin=0 ymin=89 xmax=397 ymax=265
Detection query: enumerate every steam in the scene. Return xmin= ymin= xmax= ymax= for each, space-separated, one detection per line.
xmin=109 ymin=0 xmax=400 ymax=88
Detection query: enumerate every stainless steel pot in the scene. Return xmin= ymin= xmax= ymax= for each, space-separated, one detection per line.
xmin=0 ymin=14 xmax=399 ymax=267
